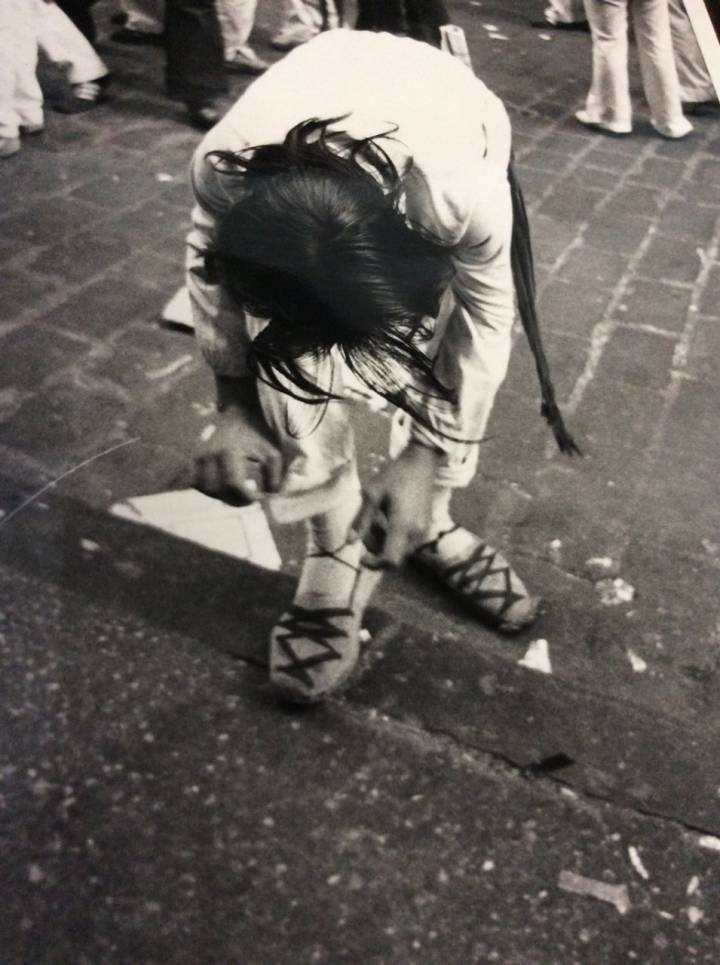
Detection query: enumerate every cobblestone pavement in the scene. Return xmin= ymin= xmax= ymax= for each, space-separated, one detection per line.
xmin=1 ymin=1 xmax=720 ymax=961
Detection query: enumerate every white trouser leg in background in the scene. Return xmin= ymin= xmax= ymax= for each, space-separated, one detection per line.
xmin=668 ymin=0 xmax=715 ymax=103
xmin=582 ymin=0 xmax=633 ymax=130
xmin=215 ymin=0 xmax=258 ymax=57
xmin=545 ymin=0 xmax=586 ymax=25
xmin=631 ymin=0 xmax=691 ymax=136
xmin=274 ymin=0 xmax=341 ymax=45
xmin=0 ymin=0 xmax=43 ymax=139
xmin=37 ymin=3 xmax=108 ymax=84
xmin=120 ymin=0 xmax=164 ymax=34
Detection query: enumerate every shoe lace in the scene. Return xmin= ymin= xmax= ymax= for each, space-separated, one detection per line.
xmin=273 ymin=548 xmax=358 ymax=688
xmin=441 ymin=542 xmax=524 ymax=617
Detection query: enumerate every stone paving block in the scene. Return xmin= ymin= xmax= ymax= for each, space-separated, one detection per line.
xmin=692 ymin=157 xmax=720 ymax=188
xmin=29 ymin=231 xmax=134 ymax=284
xmin=519 ymin=147 xmax=572 ymax=173
xmin=0 ymin=196 xmax=108 ymax=247
xmin=657 ymin=379 xmax=720 ymax=459
xmin=529 ymin=214 xmax=580 ymax=263
xmin=632 ymin=157 xmax=688 ymax=189
xmin=538 ymin=279 xmax=613 ymax=339
xmin=598 ymin=326 xmax=677 ymax=390
xmin=558 ymin=243 xmax=629 ymax=287
xmin=616 ymin=278 xmax=692 ymax=332
xmin=1 ymin=270 xmax=60 ymax=320
xmin=0 ymin=325 xmax=90 ymax=396
xmin=108 ymin=201 xmax=188 ymax=250
xmin=581 ymin=146 xmax=637 ymax=173
xmin=601 ymin=183 xmax=665 ymax=219
xmin=636 ymin=234 xmax=703 ymax=285
xmin=537 ymin=184 xmax=604 ymax=224
xmin=571 ymin=379 xmax=666 ymax=484
xmin=678 ymin=178 xmax=720 ymax=207
xmin=39 ymin=278 xmax=164 ymax=340
xmin=0 ymin=375 xmax=132 ymax=463
xmin=698 ymin=264 xmax=720 ymax=317
xmin=685 ymin=317 xmax=720 ymax=383
xmin=514 ymin=165 xmax=556 ymax=206
xmin=582 ymin=212 xmax=652 ymax=255
xmin=68 ymin=169 xmax=160 ymax=208
xmin=656 ymin=198 xmax=719 ymax=242
xmin=621 ymin=536 xmax=720 ymax=684
xmin=86 ymin=325 xmax=197 ymax=397
xmin=506 ymin=331 xmax=587 ymax=400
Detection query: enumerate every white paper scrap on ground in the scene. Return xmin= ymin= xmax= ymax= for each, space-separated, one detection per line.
xmin=626 ymin=649 xmax=648 ymax=673
xmin=160 ymin=285 xmax=195 ymax=331
xmin=110 ymin=489 xmax=281 ymax=570
xmin=698 ymin=834 xmax=720 ymax=852
xmin=518 ymin=638 xmax=552 ymax=675
xmin=558 ymin=871 xmax=631 ymax=915
xmin=628 ymin=846 xmax=650 ymax=880
xmin=597 ymin=577 xmax=636 ymax=606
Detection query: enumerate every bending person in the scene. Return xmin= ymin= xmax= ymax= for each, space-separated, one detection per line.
xmin=186 ymin=30 xmax=576 ymax=702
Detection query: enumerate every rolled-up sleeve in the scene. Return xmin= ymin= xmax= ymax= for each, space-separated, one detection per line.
xmin=185 ymin=142 xmax=253 ymax=378
xmin=409 ymin=172 xmax=515 ymax=455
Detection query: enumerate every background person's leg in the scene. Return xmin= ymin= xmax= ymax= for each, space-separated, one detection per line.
xmin=632 ymin=0 xmax=692 ymax=137
xmin=578 ymin=0 xmax=633 ymax=132
xmin=165 ymin=0 xmax=227 ymax=125
xmin=669 ymin=0 xmax=715 ymax=106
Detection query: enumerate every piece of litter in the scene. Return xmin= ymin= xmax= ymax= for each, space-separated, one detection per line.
xmin=200 ymin=424 xmax=216 ymax=442
xmin=359 ymin=629 xmax=371 ymax=644
xmin=658 ymin=910 xmax=674 ymax=920
xmin=145 ymin=354 xmax=194 ymax=381
xmin=687 ymin=875 xmax=700 ymax=896
xmin=538 ymin=32 xmax=552 ymax=40
xmin=110 ymin=490 xmax=281 ymax=570
xmin=549 ymin=538 xmax=562 ymax=550
xmin=80 ymin=539 xmax=100 ymax=553
xmin=155 ymin=172 xmax=174 ymax=182
xmin=698 ymin=834 xmax=720 ymax=852
xmin=483 ymin=23 xmax=498 ymax=31
xmin=597 ymin=577 xmax=635 ymax=606
xmin=518 ymin=639 xmax=552 ymax=675
xmin=626 ymin=650 xmax=648 ymax=673
xmin=628 ymin=846 xmax=650 ymax=880
xmin=558 ymin=871 xmax=631 ymax=915
xmin=701 ymin=538 xmax=718 ymax=556
xmin=585 ymin=555 xmax=615 ymax=575
xmin=482 ymin=860 xmax=495 ymax=872
xmin=687 ymin=906 xmax=704 ymax=925
xmin=492 ymin=33 xmax=509 ymax=40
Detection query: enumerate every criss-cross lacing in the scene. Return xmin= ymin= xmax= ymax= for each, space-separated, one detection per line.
xmin=272 ymin=604 xmax=353 ymax=688
xmin=269 ymin=542 xmax=382 ymax=702
xmin=413 ymin=526 xmax=539 ymax=633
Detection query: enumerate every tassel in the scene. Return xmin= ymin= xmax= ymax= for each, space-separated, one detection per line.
xmin=507 ymin=162 xmax=582 ymax=456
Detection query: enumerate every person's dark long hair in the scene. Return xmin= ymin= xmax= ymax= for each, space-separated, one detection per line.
xmin=206 ymin=117 xmax=463 ymax=437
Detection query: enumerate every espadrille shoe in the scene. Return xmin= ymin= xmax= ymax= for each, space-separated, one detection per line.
xmin=412 ymin=526 xmax=540 ymax=633
xmin=269 ymin=539 xmax=382 ymax=703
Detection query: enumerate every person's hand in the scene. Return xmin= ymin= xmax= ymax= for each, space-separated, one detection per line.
xmin=193 ymin=377 xmax=283 ymax=505
xmin=351 ymin=441 xmax=442 ymax=569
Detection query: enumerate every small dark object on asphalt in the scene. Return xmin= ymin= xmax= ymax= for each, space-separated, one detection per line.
xmin=527 ymin=753 xmax=575 ymax=776
xmin=530 ymin=19 xmax=590 ymax=32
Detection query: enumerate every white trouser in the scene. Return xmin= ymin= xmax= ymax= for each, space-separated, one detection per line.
xmin=582 ymin=0 xmax=688 ymax=133
xmin=120 ymin=0 xmax=259 ymax=56
xmin=216 ymin=0 xmax=258 ymax=56
xmin=545 ymin=0 xmax=586 ymax=24
xmin=278 ymin=0 xmax=341 ymax=34
xmin=668 ymin=0 xmax=715 ymax=102
xmin=37 ymin=3 xmax=108 ymax=84
xmin=0 ymin=0 xmax=43 ymax=138
xmin=120 ymin=0 xmax=164 ymax=34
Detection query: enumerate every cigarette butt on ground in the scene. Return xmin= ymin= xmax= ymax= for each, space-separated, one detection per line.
xmin=558 ymin=870 xmax=631 ymax=915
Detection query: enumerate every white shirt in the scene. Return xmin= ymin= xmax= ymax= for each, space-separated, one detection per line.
xmin=187 ymin=29 xmax=516 ymax=452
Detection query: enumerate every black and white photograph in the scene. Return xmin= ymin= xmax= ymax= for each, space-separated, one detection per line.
xmin=1 ymin=0 xmax=720 ymax=961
